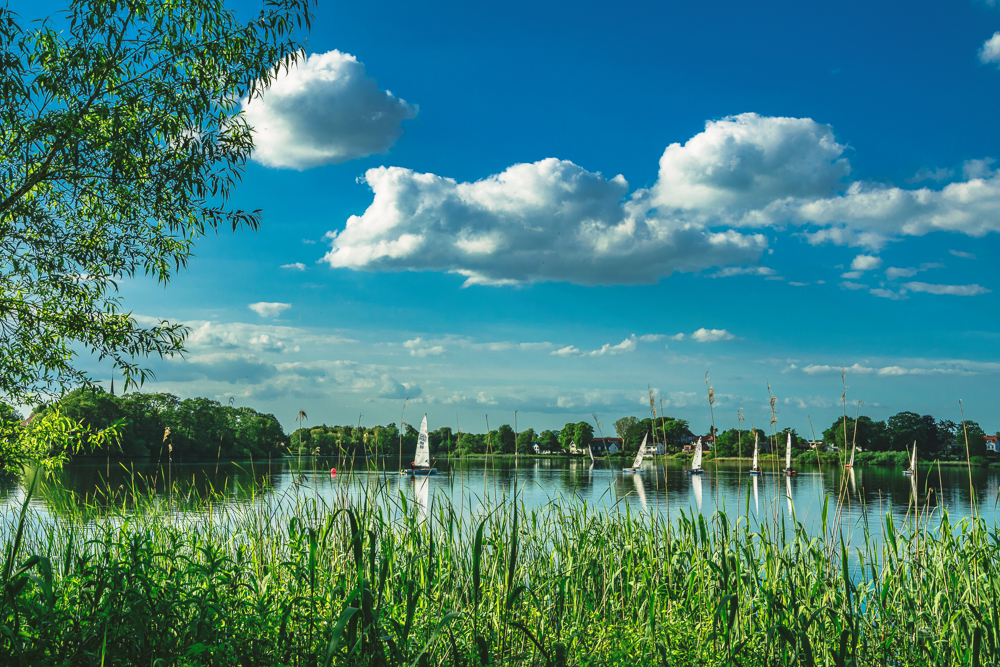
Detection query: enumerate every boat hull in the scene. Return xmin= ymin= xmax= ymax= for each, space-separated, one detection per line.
xmin=903 ymin=470 xmax=914 ymax=476
xmin=622 ymin=468 xmax=641 ymax=473
xmin=783 ymin=470 xmax=797 ymax=476
xmin=402 ymin=468 xmax=438 ymax=476
xmin=749 ymin=470 xmax=762 ymax=476
xmin=686 ymin=469 xmax=705 ymax=475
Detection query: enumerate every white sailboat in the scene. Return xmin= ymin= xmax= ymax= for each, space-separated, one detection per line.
xmin=749 ymin=431 xmax=762 ymax=476
xmin=692 ymin=472 xmax=703 ymax=512
xmin=588 ymin=444 xmax=596 ymax=464
xmin=783 ymin=433 xmax=797 ymax=476
xmin=903 ymin=441 xmax=916 ymax=476
xmin=402 ymin=415 xmax=437 ymax=475
xmin=687 ymin=437 xmax=705 ymax=475
xmin=623 ymin=433 xmax=647 ymax=472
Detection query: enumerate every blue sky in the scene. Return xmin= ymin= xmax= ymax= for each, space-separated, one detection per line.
xmin=31 ymin=0 xmax=1000 ymax=435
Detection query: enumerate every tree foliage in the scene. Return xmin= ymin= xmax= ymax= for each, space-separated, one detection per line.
xmin=0 ymin=0 xmax=314 ymax=402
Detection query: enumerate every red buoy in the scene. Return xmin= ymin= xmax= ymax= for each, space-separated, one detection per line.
xmin=330 ymin=468 xmax=337 ymax=476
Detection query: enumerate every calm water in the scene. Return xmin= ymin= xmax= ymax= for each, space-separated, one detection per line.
xmin=3 ymin=457 xmax=999 ymax=541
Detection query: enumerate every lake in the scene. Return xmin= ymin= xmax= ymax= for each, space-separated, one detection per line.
xmin=3 ymin=456 xmax=998 ymax=542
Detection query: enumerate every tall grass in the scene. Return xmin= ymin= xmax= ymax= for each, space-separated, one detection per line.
xmin=2 ymin=470 xmax=1000 ymax=666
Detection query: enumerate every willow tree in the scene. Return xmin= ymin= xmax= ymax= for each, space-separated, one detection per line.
xmin=0 ymin=0 xmax=313 ymax=402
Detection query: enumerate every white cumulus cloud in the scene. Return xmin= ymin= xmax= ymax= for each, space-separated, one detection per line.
xmin=243 ymin=50 xmax=417 ymax=170
xmin=902 ymin=282 xmax=991 ymax=296
xmin=403 ymin=337 xmax=446 ymax=357
xmin=320 ymin=111 xmax=1000 ymax=285
xmin=322 ymin=160 xmax=767 ymax=286
xmin=690 ymin=328 xmax=735 ymax=343
xmin=851 ymin=254 xmax=882 ymax=271
xmin=248 ymin=302 xmax=291 ymax=318
xmin=980 ymin=32 xmax=1000 ymax=66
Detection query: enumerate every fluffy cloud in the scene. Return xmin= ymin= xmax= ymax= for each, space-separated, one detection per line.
xmin=323 ymin=159 xmax=767 ymax=286
xmin=690 ymin=328 xmax=735 ymax=343
xmin=248 ymin=302 xmax=291 ymax=318
xmin=403 ymin=337 xmax=446 ymax=357
xmin=650 ymin=113 xmax=851 ymax=214
xmin=281 ymin=262 xmax=307 ymax=271
xmin=320 ymin=112 xmax=1000 ymax=285
xmin=851 ymin=254 xmax=882 ymax=271
xmin=980 ymin=32 xmax=1000 ymax=66
xmin=376 ymin=374 xmax=421 ymax=399
xmin=902 ymin=282 xmax=991 ymax=296
xmin=243 ymin=50 xmax=417 ymax=170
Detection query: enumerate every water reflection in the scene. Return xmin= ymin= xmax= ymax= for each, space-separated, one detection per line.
xmin=3 ymin=458 xmax=998 ymax=539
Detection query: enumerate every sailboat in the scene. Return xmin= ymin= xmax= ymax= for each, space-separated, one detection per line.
xmin=903 ymin=441 xmax=916 ymax=476
xmin=845 ymin=439 xmax=856 ymax=469
xmin=623 ymin=433 xmax=648 ymax=473
xmin=783 ymin=433 xmax=797 ymax=476
xmin=692 ymin=472 xmax=703 ymax=512
xmin=686 ymin=437 xmax=705 ymax=475
xmin=749 ymin=431 xmax=762 ymax=476
xmin=588 ymin=444 xmax=596 ymax=465
xmin=402 ymin=415 xmax=437 ymax=476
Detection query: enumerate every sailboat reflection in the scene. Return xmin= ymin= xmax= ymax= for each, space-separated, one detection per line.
xmin=631 ymin=473 xmax=648 ymax=510
xmin=413 ymin=475 xmax=430 ymax=521
xmin=848 ymin=467 xmax=857 ymax=496
xmin=692 ymin=473 xmax=703 ymax=513
xmin=752 ymin=475 xmax=760 ymax=514
xmin=785 ymin=474 xmax=793 ymax=517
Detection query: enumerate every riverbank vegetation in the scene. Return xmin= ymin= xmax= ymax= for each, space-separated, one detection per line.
xmin=2 ymin=473 xmax=999 ymax=666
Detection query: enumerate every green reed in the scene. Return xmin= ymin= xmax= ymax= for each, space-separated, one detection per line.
xmin=1 ymin=470 xmax=999 ymax=666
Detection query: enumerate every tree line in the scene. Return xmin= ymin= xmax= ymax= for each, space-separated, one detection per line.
xmin=6 ymin=388 xmax=287 ymax=462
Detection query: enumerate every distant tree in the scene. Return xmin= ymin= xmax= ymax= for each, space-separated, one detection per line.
xmin=614 ymin=416 xmax=639 ymax=441
xmin=537 ymin=430 xmax=559 ymax=451
xmin=458 ymin=432 xmax=485 ymax=455
xmin=516 ymin=428 xmax=536 ymax=455
xmin=558 ymin=423 xmax=577 ymax=450
xmin=495 ymin=424 xmax=516 ymax=454
xmin=921 ymin=415 xmax=942 ymax=456
xmin=886 ymin=411 xmax=928 ymax=452
xmin=822 ymin=416 xmax=888 ymax=453
xmin=429 ymin=427 xmax=453 ymax=455
xmin=957 ymin=420 xmax=987 ymax=458
xmin=573 ymin=422 xmax=594 ymax=453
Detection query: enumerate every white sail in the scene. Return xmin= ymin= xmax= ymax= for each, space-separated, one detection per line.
xmin=910 ymin=441 xmax=917 ymax=471
xmin=692 ymin=437 xmax=703 ymax=471
xmin=848 ymin=440 xmax=856 ymax=468
xmin=588 ymin=444 xmax=595 ymax=462
xmin=692 ymin=472 xmax=703 ymax=512
xmin=414 ymin=415 xmax=431 ymax=467
xmin=631 ymin=433 xmax=647 ymax=469
xmin=752 ymin=432 xmax=759 ymax=470
xmin=785 ymin=433 xmax=792 ymax=470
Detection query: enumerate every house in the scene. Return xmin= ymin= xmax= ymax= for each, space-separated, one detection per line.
xmin=642 ymin=441 xmax=665 ymax=456
xmin=681 ymin=440 xmax=712 ymax=454
xmin=986 ymin=435 xmax=999 ymax=453
xmin=589 ymin=437 xmax=622 ymax=455
xmin=808 ymin=440 xmax=837 ymax=452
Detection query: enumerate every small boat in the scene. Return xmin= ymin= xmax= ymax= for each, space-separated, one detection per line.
xmin=749 ymin=432 xmax=762 ymax=476
xmin=686 ymin=437 xmax=705 ymax=475
xmin=588 ymin=443 xmax=596 ymax=464
xmin=623 ymin=433 xmax=647 ymax=473
xmin=783 ymin=433 xmax=797 ymax=476
xmin=844 ymin=439 xmax=856 ymax=470
xmin=903 ymin=441 xmax=916 ymax=476
xmin=401 ymin=415 xmax=437 ymax=476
